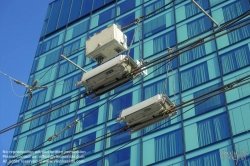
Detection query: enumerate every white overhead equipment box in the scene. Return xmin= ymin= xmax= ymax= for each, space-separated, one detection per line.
xmin=116 ymin=94 xmax=176 ymax=134
xmin=77 ymin=55 xmax=139 ymax=96
xmin=86 ymin=24 xmax=128 ymax=64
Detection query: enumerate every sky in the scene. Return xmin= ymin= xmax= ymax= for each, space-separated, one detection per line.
xmin=0 ymin=1 xmax=52 ymax=165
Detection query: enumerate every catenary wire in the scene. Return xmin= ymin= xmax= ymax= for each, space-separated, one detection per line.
xmin=3 ymin=4 xmax=250 ymax=163
xmin=8 ymin=78 xmax=25 ymax=98
xmin=86 ymin=76 xmax=250 ymax=166
xmin=121 ymin=0 xmax=175 ymax=31
xmin=134 ymin=18 xmax=250 ymax=75
xmin=31 ymin=74 xmax=250 ymax=166
xmin=3 ymin=3 xmax=250 ymax=165
xmin=10 ymin=56 xmax=171 ymax=164
xmin=28 ymin=0 xmax=249 ymax=91
xmin=0 ymin=70 xmax=25 ymax=97
xmin=16 ymin=55 xmax=172 ymax=165
xmin=9 ymin=0 xmax=250 ymax=163
xmin=1 ymin=12 xmax=249 ymax=135
xmin=135 ymin=9 xmax=250 ymax=72
xmin=34 ymin=74 xmax=250 ymax=166
xmin=176 ymin=0 xmax=249 ymax=47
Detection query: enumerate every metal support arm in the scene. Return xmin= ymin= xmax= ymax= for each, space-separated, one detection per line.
xmin=61 ymin=55 xmax=87 ymax=73
xmin=191 ymin=0 xmax=220 ymax=26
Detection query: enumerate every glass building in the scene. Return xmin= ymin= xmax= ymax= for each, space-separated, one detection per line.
xmin=9 ymin=0 xmax=250 ymax=165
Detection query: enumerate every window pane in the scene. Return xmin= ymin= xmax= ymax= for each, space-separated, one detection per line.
xmin=194 ymin=83 xmax=225 ymax=115
xmin=155 ymin=129 xmax=183 ymax=161
xmin=75 ymin=107 xmax=99 ymax=132
xmin=187 ymin=150 xmax=221 ymax=165
xmin=220 ymin=44 xmax=250 ymax=75
xmin=197 ymin=113 xmax=230 ymax=147
xmin=81 ymin=0 xmax=93 ymax=17
xmin=57 ymin=0 xmax=72 ymax=28
xmin=109 ymin=93 xmax=132 ymax=120
xmin=69 ymin=0 xmax=82 ymax=22
xmin=181 ymin=62 xmax=209 ymax=91
xmin=46 ymin=0 xmax=63 ymax=34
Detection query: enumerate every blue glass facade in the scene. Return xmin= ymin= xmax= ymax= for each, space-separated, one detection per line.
xmin=9 ymin=0 xmax=250 ymax=165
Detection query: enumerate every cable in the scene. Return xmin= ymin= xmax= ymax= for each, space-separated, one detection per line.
xmin=8 ymin=78 xmax=25 ymax=98
xmin=11 ymin=1 xmax=250 ymax=164
xmin=2 ymin=13 xmax=250 ymax=137
xmin=31 ymin=74 xmax=250 ymax=166
xmin=1 ymin=13 xmax=250 ymax=135
xmin=217 ymin=0 xmax=249 ymax=25
xmin=21 ymin=59 xmax=171 ymax=166
xmin=135 ymin=9 xmax=250 ymax=73
xmin=177 ymin=0 xmax=249 ymax=48
xmin=0 ymin=70 xmax=25 ymax=97
xmin=9 ymin=57 xmax=173 ymax=165
xmin=121 ymin=0 xmax=175 ymax=31
xmin=31 ymin=129 xmax=123 ymax=166
xmin=1 ymin=5 xmax=250 ymax=162
xmin=86 ymin=76 xmax=250 ymax=166
xmin=134 ymin=18 xmax=250 ymax=75
xmin=4 ymin=3 xmax=250 ymax=164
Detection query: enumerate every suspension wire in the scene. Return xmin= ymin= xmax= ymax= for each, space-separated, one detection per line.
xmin=30 ymin=97 xmax=210 ymax=166
xmin=163 ymin=60 xmax=170 ymax=96
xmin=0 ymin=70 xmax=25 ymax=97
xmin=8 ymin=1 xmax=250 ymax=164
xmin=1 ymin=14 xmax=250 ymax=135
xmin=2 ymin=9 xmax=250 ymax=165
xmin=31 ymin=130 xmax=123 ymax=166
xmin=11 ymin=125 xmax=123 ymax=165
xmin=12 ymin=59 xmax=172 ymax=165
xmin=12 ymin=55 xmax=176 ymax=164
xmin=121 ymin=0 xmax=175 ymax=31
xmin=8 ymin=78 xmax=25 ymax=98
xmin=217 ymin=0 xmax=249 ymax=25
xmin=134 ymin=9 xmax=250 ymax=73
xmin=176 ymin=0 xmax=249 ymax=47
xmin=137 ymin=18 xmax=143 ymax=61
xmin=9 ymin=56 xmax=177 ymax=164
xmin=168 ymin=47 xmax=176 ymax=105
xmin=4 ymin=2 xmax=250 ymax=164
xmin=86 ymin=76 xmax=250 ymax=166
xmin=127 ymin=23 xmax=138 ymax=57
xmin=31 ymin=74 xmax=250 ymax=166
xmin=134 ymin=19 xmax=250 ymax=75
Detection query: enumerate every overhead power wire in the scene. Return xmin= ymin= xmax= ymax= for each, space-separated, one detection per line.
xmin=0 ymin=71 xmax=25 ymax=97
xmin=1 ymin=12 xmax=249 ymax=143
xmin=1 ymin=2 xmax=250 ymax=162
xmin=1 ymin=10 xmax=250 ymax=135
xmin=86 ymin=75 xmax=250 ymax=166
xmin=31 ymin=73 xmax=250 ymax=166
xmin=134 ymin=18 xmax=250 ymax=75
xmin=34 ymin=74 xmax=250 ymax=166
xmin=11 ymin=57 xmax=172 ymax=165
xmin=121 ymin=0 xmax=175 ymax=31
xmin=10 ymin=0 xmax=250 ymax=164
xmin=170 ymin=0 xmax=249 ymax=48
xmin=12 ymin=55 xmax=176 ymax=165
xmin=3 ymin=3 xmax=250 ymax=165
xmin=12 ymin=57 xmax=171 ymax=165
xmin=25 ymin=0 xmax=249 ymax=93
xmin=135 ymin=8 xmax=250 ymax=72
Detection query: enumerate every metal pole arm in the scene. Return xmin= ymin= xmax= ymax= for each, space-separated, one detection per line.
xmin=60 ymin=55 xmax=87 ymax=73
xmin=191 ymin=0 xmax=220 ymax=27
